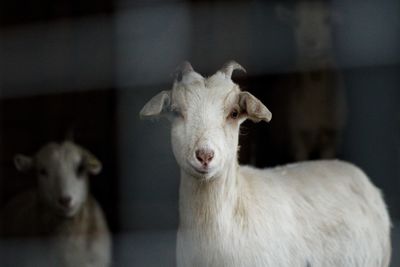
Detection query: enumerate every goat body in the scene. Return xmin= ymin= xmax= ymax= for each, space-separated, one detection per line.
xmin=177 ymin=160 xmax=390 ymax=267
xmin=140 ymin=61 xmax=391 ymax=267
xmin=0 ymin=190 xmax=111 ymax=267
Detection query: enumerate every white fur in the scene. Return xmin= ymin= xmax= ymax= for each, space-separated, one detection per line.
xmin=0 ymin=141 xmax=111 ymax=267
xmin=141 ymin=61 xmax=391 ymax=267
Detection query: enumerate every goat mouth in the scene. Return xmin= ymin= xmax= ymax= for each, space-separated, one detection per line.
xmin=195 ymin=167 xmax=208 ymax=174
xmin=56 ymin=204 xmax=77 ymax=217
xmin=187 ymin=160 xmax=217 ymax=178
xmin=193 ymin=167 xmax=216 ymax=179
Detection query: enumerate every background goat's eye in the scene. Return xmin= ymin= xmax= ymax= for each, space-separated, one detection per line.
xmin=76 ymin=162 xmax=85 ymax=176
xmin=171 ymin=108 xmax=182 ymax=118
xmin=38 ymin=168 xmax=47 ymax=176
xmin=230 ymin=109 xmax=239 ymax=119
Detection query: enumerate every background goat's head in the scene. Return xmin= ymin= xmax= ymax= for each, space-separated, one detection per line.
xmin=14 ymin=141 xmax=102 ymax=217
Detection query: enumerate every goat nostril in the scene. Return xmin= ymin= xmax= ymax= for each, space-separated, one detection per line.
xmin=59 ymin=196 xmax=72 ymax=207
xmin=196 ymin=153 xmax=202 ymax=163
xmin=195 ymin=149 xmax=215 ymax=165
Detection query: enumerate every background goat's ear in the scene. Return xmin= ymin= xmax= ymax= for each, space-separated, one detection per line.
xmin=239 ymin=92 xmax=272 ymax=123
xmin=140 ymin=90 xmax=171 ymax=119
xmin=83 ymin=150 xmax=102 ymax=175
xmin=14 ymin=154 xmax=33 ymax=172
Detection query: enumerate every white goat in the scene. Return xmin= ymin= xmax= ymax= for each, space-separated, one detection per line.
xmin=277 ymin=1 xmax=347 ymax=161
xmin=0 ymin=141 xmax=111 ymax=267
xmin=140 ymin=61 xmax=391 ymax=267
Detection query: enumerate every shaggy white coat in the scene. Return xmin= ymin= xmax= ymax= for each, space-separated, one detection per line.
xmin=140 ymin=61 xmax=391 ymax=267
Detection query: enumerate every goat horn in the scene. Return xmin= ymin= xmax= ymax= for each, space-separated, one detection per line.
xmin=175 ymin=61 xmax=194 ymax=82
xmin=220 ymin=60 xmax=246 ymax=79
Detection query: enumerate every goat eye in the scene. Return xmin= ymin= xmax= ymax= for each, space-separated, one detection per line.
xmin=172 ymin=110 xmax=181 ymax=117
xmin=171 ymin=108 xmax=183 ymax=118
xmin=76 ymin=163 xmax=85 ymax=176
xmin=230 ymin=109 xmax=240 ymax=119
xmin=38 ymin=168 xmax=47 ymax=176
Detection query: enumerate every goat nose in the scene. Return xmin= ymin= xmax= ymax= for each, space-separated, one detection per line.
xmin=59 ymin=196 xmax=72 ymax=208
xmin=195 ymin=149 xmax=214 ymax=166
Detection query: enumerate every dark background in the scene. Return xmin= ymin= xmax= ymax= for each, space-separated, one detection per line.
xmin=0 ymin=0 xmax=399 ymax=266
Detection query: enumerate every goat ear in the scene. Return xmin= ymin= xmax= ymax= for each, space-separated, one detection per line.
xmin=140 ymin=90 xmax=171 ymax=119
xmin=83 ymin=150 xmax=102 ymax=175
xmin=14 ymin=154 xmax=33 ymax=172
xmin=239 ymin=92 xmax=272 ymax=123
